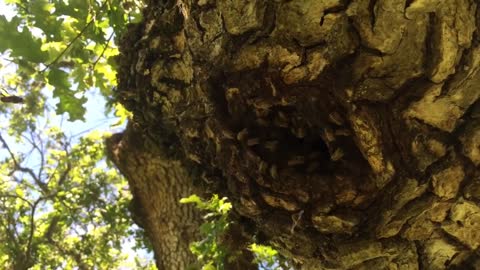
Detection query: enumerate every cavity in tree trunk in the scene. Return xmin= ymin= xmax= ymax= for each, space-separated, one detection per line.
xmin=108 ymin=0 xmax=480 ymax=269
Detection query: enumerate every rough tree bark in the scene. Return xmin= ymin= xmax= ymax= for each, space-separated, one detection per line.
xmin=106 ymin=124 xmax=203 ymax=269
xmin=108 ymin=0 xmax=480 ymax=269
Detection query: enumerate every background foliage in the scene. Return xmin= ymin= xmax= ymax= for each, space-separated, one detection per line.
xmin=181 ymin=194 xmax=232 ymax=270
xmin=181 ymin=195 xmax=292 ymax=270
xmin=0 ymin=129 xmax=140 ymax=269
xmin=0 ymin=0 xmax=142 ymax=124
xmin=0 ymin=0 xmax=155 ymax=268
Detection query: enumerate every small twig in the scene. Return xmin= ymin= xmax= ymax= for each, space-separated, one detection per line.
xmin=0 ymin=56 xmax=15 ymax=63
xmin=0 ymin=218 xmax=20 ymax=249
xmin=7 ymin=207 xmax=20 ymax=240
xmin=0 ymin=193 xmax=34 ymax=207
xmin=0 ymin=133 xmax=46 ymax=192
xmin=14 ymin=2 xmax=29 ymax=14
xmin=41 ymin=19 xmax=95 ymax=73
xmin=44 ymin=215 xmax=60 ymax=241
xmin=52 ymin=240 xmax=89 ymax=270
xmin=41 ymin=0 xmax=109 ymax=72
xmin=11 ymin=176 xmax=40 ymax=193
xmin=0 ymin=192 xmax=40 ymax=266
xmin=45 ymin=152 xmax=71 ymax=191
xmin=20 ymin=132 xmax=46 ymax=182
xmin=46 ymin=163 xmax=60 ymax=187
xmin=0 ymin=213 xmax=22 ymax=253
xmin=91 ymin=31 xmax=114 ymax=71
xmin=57 ymin=140 xmax=72 ymax=188
xmin=35 ymin=132 xmax=46 ymax=181
xmin=57 ymin=162 xmax=72 ymax=187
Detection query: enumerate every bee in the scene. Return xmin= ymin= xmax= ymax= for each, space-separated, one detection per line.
xmin=237 ymin=128 xmax=248 ymax=141
xmin=221 ymin=129 xmax=235 ymax=139
xmin=187 ymin=153 xmax=201 ymax=164
xmin=258 ymin=161 xmax=267 ymax=174
xmin=323 ymin=128 xmax=335 ymax=142
xmin=264 ymin=141 xmax=278 ymax=152
xmin=330 ymin=148 xmax=344 ymax=161
xmin=270 ymin=164 xmax=278 ymax=179
xmin=247 ymin=138 xmax=260 ymax=146
xmin=288 ymin=156 xmax=305 ymax=166
xmin=205 ymin=124 xmax=215 ymax=139
xmin=329 ymin=112 xmax=344 ymax=125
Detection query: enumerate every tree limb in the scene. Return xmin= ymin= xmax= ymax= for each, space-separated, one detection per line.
xmin=25 ymin=198 xmax=43 ymax=266
xmin=0 ymin=133 xmax=47 ymax=192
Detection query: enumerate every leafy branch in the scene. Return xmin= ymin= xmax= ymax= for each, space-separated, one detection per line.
xmin=92 ymin=31 xmax=115 ymax=71
xmin=41 ymin=0 xmax=109 ymax=72
xmin=0 ymin=133 xmax=47 ymax=192
xmin=40 ymin=19 xmax=94 ymax=72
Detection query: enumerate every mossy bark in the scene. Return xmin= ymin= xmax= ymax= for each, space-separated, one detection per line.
xmin=109 ymin=0 xmax=480 ymax=269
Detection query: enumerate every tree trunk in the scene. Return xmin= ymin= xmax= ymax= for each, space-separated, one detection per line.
xmin=110 ymin=0 xmax=480 ymax=269
xmin=106 ymin=124 xmax=203 ymax=269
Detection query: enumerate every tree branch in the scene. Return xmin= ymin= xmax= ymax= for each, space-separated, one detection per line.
xmin=0 ymin=220 xmax=19 ymax=249
xmin=0 ymin=193 xmax=34 ymax=208
xmin=92 ymin=31 xmax=114 ymax=71
xmin=21 ymin=132 xmax=47 ymax=185
xmin=41 ymin=19 xmax=95 ymax=72
xmin=44 ymin=215 xmax=60 ymax=242
xmin=51 ymin=239 xmax=90 ymax=270
xmin=0 ymin=133 xmax=48 ymax=193
xmin=25 ymin=198 xmax=42 ymax=265
xmin=0 ymin=203 xmax=20 ymax=249
xmin=41 ymin=0 xmax=109 ymax=72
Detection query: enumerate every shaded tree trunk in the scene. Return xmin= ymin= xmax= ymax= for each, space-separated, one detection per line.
xmin=109 ymin=0 xmax=480 ymax=269
xmin=107 ymin=125 xmax=256 ymax=269
xmin=106 ymin=124 xmax=203 ymax=269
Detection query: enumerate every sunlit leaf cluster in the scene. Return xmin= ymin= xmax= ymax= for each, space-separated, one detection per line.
xmin=180 ymin=194 xmax=232 ymax=270
xmin=0 ymin=126 xmax=140 ymax=269
xmin=181 ymin=195 xmax=292 ymax=270
xmin=0 ymin=0 xmax=143 ymax=122
xmin=250 ymin=244 xmax=294 ymax=270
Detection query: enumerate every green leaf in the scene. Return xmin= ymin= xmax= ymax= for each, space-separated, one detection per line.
xmin=111 ymin=103 xmax=132 ymax=127
xmin=202 ymin=263 xmax=216 ymax=270
xmin=47 ymin=68 xmax=70 ymax=89
xmin=47 ymin=68 xmax=87 ymax=121
xmin=180 ymin=194 xmax=202 ymax=205
xmin=0 ymin=15 xmax=49 ymax=63
xmin=15 ymin=186 xmax=24 ymax=197
xmin=107 ymin=3 xmax=127 ymax=34
xmin=55 ymin=94 xmax=87 ymax=121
